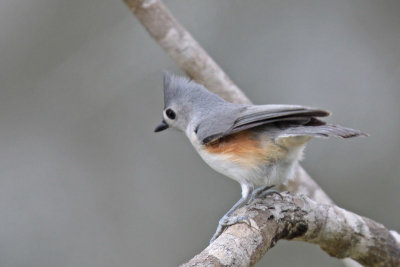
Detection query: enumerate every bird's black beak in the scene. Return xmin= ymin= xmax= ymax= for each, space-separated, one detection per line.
xmin=154 ymin=120 xmax=169 ymax=132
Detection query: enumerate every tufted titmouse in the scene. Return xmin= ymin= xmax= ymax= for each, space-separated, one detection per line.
xmin=154 ymin=73 xmax=366 ymax=243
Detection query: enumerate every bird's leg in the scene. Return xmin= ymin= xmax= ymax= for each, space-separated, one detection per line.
xmin=210 ymin=183 xmax=253 ymax=244
xmin=249 ymin=185 xmax=282 ymax=203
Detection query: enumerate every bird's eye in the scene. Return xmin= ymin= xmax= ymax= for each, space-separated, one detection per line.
xmin=165 ymin=109 xmax=176 ymax=120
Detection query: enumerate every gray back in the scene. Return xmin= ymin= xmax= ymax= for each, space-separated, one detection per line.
xmin=163 ymin=74 xmax=361 ymax=145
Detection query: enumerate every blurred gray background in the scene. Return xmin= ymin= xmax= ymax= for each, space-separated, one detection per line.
xmin=1 ymin=0 xmax=399 ymax=266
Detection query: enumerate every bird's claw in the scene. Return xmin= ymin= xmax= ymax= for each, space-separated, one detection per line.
xmin=249 ymin=185 xmax=283 ymax=203
xmin=220 ymin=215 xmax=251 ymax=227
xmin=209 ymin=215 xmax=251 ymax=244
xmin=259 ymin=189 xmax=283 ymax=200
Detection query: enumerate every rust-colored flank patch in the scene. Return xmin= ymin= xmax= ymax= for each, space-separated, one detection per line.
xmin=204 ymin=130 xmax=287 ymax=167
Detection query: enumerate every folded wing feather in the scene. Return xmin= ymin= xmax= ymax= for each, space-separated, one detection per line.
xmin=200 ymin=104 xmax=366 ymax=145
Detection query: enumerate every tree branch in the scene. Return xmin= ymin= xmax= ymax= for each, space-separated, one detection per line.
xmin=123 ymin=0 xmax=250 ymax=105
xmin=180 ymin=192 xmax=400 ymax=267
xmin=123 ymin=0 xmax=400 ymax=266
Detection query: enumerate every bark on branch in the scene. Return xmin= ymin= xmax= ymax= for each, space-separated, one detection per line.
xmin=123 ymin=0 xmax=400 ymax=265
xmin=181 ymin=192 xmax=400 ymax=267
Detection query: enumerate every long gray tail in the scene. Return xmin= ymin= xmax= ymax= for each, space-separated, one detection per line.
xmin=282 ymin=124 xmax=368 ymax=139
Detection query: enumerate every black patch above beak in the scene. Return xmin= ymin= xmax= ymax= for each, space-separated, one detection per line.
xmin=154 ymin=120 xmax=169 ymax=132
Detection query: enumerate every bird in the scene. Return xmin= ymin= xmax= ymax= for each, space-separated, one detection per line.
xmin=154 ymin=73 xmax=367 ymax=243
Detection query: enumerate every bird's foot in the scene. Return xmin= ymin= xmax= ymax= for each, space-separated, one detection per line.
xmin=249 ymin=185 xmax=283 ymax=203
xmin=209 ymin=215 xmax=251 ymax=244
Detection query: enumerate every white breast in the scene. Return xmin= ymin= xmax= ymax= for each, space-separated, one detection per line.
xmin=186 ymin=129 xmax=303 ymax=186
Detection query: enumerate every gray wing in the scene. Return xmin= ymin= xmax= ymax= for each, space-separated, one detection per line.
xmin=197 ymin=104 xmax=331 ymax=144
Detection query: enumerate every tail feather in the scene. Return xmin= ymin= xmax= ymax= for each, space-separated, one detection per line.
xmin=281 ymin=124 xmax=368 ymax=139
